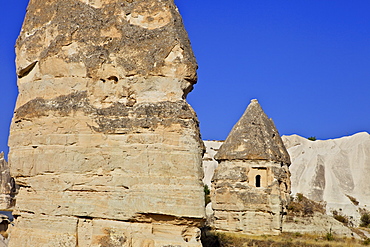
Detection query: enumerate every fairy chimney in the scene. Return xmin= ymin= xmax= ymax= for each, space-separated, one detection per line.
xmin=211 ymin=99 xmax=291 ymax=235
xmin=8 ymin=0 xmax=205 ymax=246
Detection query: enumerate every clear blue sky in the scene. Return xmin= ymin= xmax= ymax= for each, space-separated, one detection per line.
xmin=1 ymin=0 xmax=370 ymax=159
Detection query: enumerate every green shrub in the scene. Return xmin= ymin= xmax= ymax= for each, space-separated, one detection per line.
xmin=360 ymin=213 xmax=370 ymax=227
xmin=296 ymin=193 xmax=304 ymax=202
xmin=287 ymin=193 xmax=325 ymax=216
xmin=308 ymin=136 xmax=317 ymax=141
xmin=332 ymin=210 xmax=349 ymax=225
xmin=200 ymin=227 xmax=220 ymax=247
xmin=325 ymin=229 xmax=334 ymax=241
xmin=204 ymin=185 xmax=211 ymax=205
xmin=325 ymin=232 xmax=334 ymax=241
xmin=363 ymin=238 xmax=370 ymax=245
xmin=204 ymin=184 xmax=210 ymax=195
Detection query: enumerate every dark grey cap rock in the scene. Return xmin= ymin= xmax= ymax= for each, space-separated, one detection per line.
xmin=214 ymin=99 xmax=291 ymax=164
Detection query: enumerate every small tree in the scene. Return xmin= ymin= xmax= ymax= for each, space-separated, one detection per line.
xmin=308 ymin=136 xmax=317 ymax=141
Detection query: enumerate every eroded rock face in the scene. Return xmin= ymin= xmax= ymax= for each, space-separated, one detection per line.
xmin=0 ymin=153 xmax=16 ymax=211
xmin=0 ymin=153 xmax=14 ymax=247
xmin=282 ymin=132 xmax=370 ymax=225
xmin=9 ymin=0 xmax=204 ymax=246
xmin=214 ymin=99 xmax=290 ymax=164
xmin=211 ymin=99 xmax=291 ymax=235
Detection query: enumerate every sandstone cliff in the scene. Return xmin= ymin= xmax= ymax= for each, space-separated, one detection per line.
xmin=211 ymin=99 xmax=291 ymax=235
xmin=9 ymin=0 xmax=205 ymax=246
xmin=282 ymin=132 xmax=370 ymax=225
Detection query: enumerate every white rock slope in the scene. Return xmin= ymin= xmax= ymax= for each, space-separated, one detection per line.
xmin=282 ymin=132 xmax=370 ymax=223
xmin=202 ymin=141 xmax=222 ymax=188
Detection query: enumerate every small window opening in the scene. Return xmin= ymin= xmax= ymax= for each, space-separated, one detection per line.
xmin=255 ymin=175 xmax=261 ymax=187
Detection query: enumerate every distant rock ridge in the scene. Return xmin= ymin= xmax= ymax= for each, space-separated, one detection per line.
xmin=215 ymin=99 xmax=290 ymax=165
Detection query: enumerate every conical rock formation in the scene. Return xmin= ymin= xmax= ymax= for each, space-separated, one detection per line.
xmin=211 ymin=99 xmax=291 ymax=235
xmin=215 ymin=99 xmax=290 ymax=164
xmin=9 ymin=0 xmax=204 ymax=246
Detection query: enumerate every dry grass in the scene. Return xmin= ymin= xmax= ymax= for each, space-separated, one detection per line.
xmin=202 ymin=231 xmax=368 ymax=247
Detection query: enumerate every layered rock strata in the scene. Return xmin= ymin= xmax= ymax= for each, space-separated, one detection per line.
xmin=211 ymin=99 xmax=291 ymax=235
xmin=9 ymin=0 xmax=205 ymax=246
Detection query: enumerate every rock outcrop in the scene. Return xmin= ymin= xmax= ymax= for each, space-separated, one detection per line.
xmin=211 ymin=99 xmax=291 ymax=235
xmin=282 ymin=132 xmax=370 ymax=225
xmin=8 ymin=0 xmax=205 ymax=246
xmin=283 ymin=212 xmax=357 ymax=237
xmin=0 ymin=153 xmax=15 ymax=211
xmin=0 ymin=153 xmax=14 ymax=247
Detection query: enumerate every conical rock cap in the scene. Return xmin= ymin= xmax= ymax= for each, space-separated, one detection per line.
xmin=215 ymin=99 xmax=291 ymax=164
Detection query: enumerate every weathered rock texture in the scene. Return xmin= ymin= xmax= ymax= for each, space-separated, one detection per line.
xmin=0 ymin=153 xmax=15 ymax=211
xmin=8 ymin=0 xmax=205 ymax=246
xmin=0 ymin=153 xmax=14 ymax=247
xmin=211 ymin=99 xmax=291 ymax=235
xmin=282 ymin=132 xmax=370 ymax=225
xmin=283 ymin=212 xmax=357 ymax=237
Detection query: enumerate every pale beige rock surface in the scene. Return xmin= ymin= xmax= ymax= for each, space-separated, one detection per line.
xmin=282 ymin=132 xmax=370 ymax=225
xmin=283 ymin=212 xmax=357 ymax=238
xmin=211 ymin=99 xmax=291 ymax=235
xmin=9 ymin=0 xmax=205 ymax=246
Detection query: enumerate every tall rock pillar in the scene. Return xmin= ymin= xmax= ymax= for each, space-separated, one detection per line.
xmin=9 ymin=0 xmax=205 ymax=246
xmin=211 ymin=99 xmax=291 ymax=235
